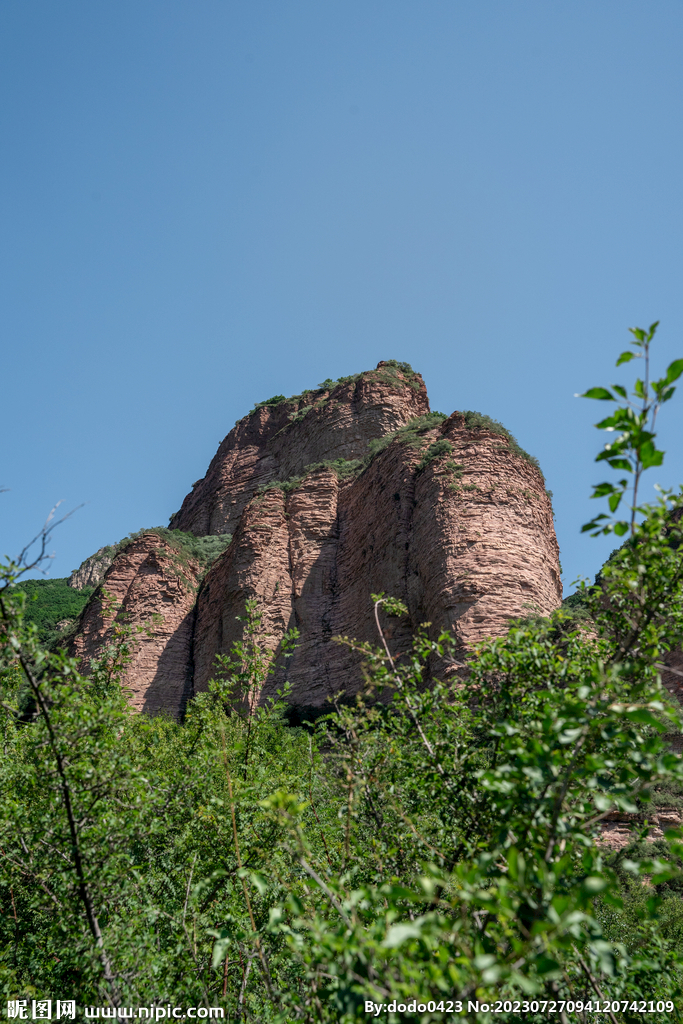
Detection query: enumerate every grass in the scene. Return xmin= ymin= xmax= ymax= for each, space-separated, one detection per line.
xmin=370 ymin=359 xmax=423 ymax=392
xmin=259 ymin=458 xmax=365 ymax=494
xmin=261 ymin=405 xmax=543 ymax=497
xmin=365 ymin=412 xmax=449 ymax=462
xmin=238 ymin=362 xmax=423 ymax=425
xmin=239 ymin=387 xmax=546 ymax=505
xmin=67 ymin=529 xmax=236 ymax=609
xmin=261 ymin=414 xmax=450 ymax=495
xmin=416 ymin=438 xmax=454 ymax=472
xmin=461 ymin=410 xmax=543 ymax=475
xmin=119 ymin=528 xmax=232 ymax=582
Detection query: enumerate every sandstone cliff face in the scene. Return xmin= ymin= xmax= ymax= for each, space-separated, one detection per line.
xmin=70 ymin=534 xmax=200 ymax=716
xmin=598 ymin=807 xmax=683 ymax=850
xmin=68 ymin=547 xmax=115 ymax=590
xmin=192 ymin=411 xmax=561 ymax=713
xmin=70 ymin=362 xmax=562 ymax=718
xmin=169 ymin=364 xmax=429 ymax=538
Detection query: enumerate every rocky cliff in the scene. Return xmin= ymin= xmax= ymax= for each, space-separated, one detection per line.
xmin=68 ymin=547 xmax=116 ymax=589
xmin=70 ymin=534 xmax=201 ymax=715
xmin=169 ymin=362 xmax=430 ymax=538
xmin=70 ymin=362 xmax=562 ymax=718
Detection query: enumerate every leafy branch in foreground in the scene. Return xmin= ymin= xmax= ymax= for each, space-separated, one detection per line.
xmin=580 ymin=321 xmax=683 ymax=536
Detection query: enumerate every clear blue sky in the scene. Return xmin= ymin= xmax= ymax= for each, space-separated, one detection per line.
xmin=3 ymin=1 xmax=683 ymax=593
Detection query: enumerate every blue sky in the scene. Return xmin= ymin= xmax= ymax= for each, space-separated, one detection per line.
xmin=3 ymin=1 xmax=683 ymax=593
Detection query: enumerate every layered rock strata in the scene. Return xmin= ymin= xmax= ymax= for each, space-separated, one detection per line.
xmin=68 ymin=547 xmax=115 ymax=590
xmin=169 ymin=364 xmax=429 ymax=538
xmin=70 ymin=535 xmax=200 ymax=716
xmin=193 ymin=410 xmax=561 ymax=712
xmin=598 ymin=808 xmax=683 ymax=851
xmin=71 ymin=364 xmax=562 ymax=718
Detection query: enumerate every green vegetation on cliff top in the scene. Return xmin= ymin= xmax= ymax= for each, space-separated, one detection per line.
xmin=242 ymin=359 xmax=421 ymax=421
xmin=117 ymin=527 xmax=232 ymax=569
xmin=15 ymin=530 xmax=233 ymax=646
xmin=261 ymin=408 xmax=543 ymax=495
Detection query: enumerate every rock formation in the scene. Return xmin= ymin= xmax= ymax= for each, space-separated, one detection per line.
xmin=70 ymin=534 xmax=201 ymax=715
xmin=70 ymin=362 xmax=562 ymax=718
xmin=598 ymin=807 xmax=683 ymax=851
xmin=68 ymin=547 xmax=116 ymax=590
xmin=169 ymin=362 xmax=430 ymax=538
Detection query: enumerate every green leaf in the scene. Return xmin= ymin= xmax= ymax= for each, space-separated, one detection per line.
xmin=249 ymin=871 xmax=269 ymax=895
xmin=267 ymin=907 xmax=286 ymax=932
xmin=473 ymin=953 xmax=498 ymax=970
xmin=382 ymin=922 xmax=423 ymax=948
xmin=666 ymin=359 xmax=683 ymax=384
xmin=639 ymin=442 xmax=664 ymax=469
xmin=624 ymin=708 xmax=666 ymax=730
xmin=533 ymin=955 xmax=562 ymax=977
xmin=582 ymin=387 xmax=615 ymax=401
xmin=595 ymin=415 xmax=619 ymax=429
xmin=608 ymin=493 xmax=622 ymax=513
xmin=211 ymin=934 xmax=232 ymax=969
xmin=383 ymin=595 xmax=409 ymax=617
xmin=616 ymin=350 xmax=636 ymax=365
xmin=582 ymin=876 xmax=608 ymax=894
xmin=612 ymin=384 xmax=627 ymax=398
xmin=591 ymin=482 xmax=618 ymax=497
xmin=613 ymin=520 xmax=629 ymax=536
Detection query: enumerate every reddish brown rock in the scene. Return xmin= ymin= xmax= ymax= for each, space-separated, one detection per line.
xmin=598 ymin=808 xmax=683 ymax=851
xmin=71 ymin=363 xmax=563 ymax=719
xmin=70 ymin=534 xmax=200 ymax=716
xmin=192 ymin=414 xmax=562 ymax=713
xmin=169 ymin=364 xmax=429 ymax=538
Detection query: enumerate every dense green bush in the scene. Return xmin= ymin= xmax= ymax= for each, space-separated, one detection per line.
xmin=4 ymin=504 xmax=683 ymax=1018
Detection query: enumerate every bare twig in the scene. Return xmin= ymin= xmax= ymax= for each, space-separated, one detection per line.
xmin=7 ymin=503 xmax=84 ymax=585
xmin=182 ymin=852 xmax=198 ymax=929
xmin=308 ymin=736 xmax=333 ymax=868
xmin=236 ymin=955 xmax=253 ymax=1020
xmin=299 ymin=857 xmax=352 ymax=928
xmin=372 ymin=598 xmax=446 ymax=776
xmin=576 ymin=952 xmax=619 ymax=1024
